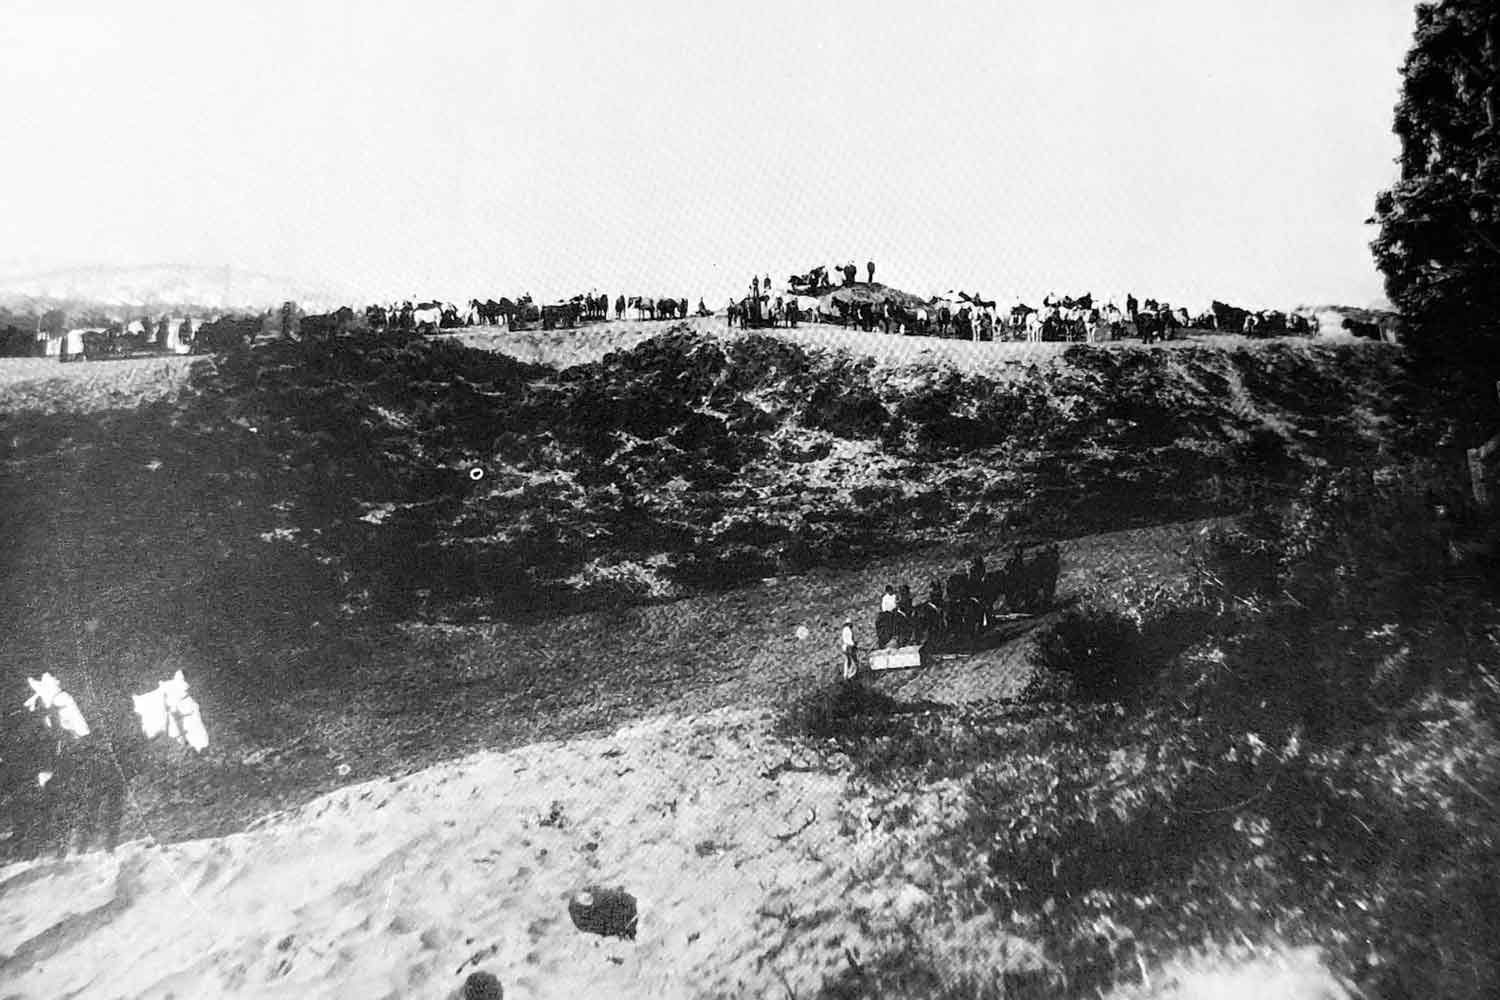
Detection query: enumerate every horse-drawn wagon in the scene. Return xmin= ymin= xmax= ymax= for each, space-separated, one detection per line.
xmin=848 ymin=543 xmax=1061 ymax=681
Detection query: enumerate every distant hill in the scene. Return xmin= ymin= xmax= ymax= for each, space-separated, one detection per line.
xmin=0 ymin=264 xmax=352 ymax=317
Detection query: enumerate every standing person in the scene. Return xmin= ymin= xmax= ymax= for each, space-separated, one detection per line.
xmin=877 ymin=585 xmax=898 ymax=647
xmin=840 ymin=618 xmax=860 ymax=681
xmin=1126 ymin=293 xmax=1139 ymax=324
xmin=896 ymin=583 xmax=914 ymax=644
xmin=867 ymin=260 xmax=875 ymax=285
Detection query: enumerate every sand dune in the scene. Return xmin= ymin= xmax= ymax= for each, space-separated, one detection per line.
xmin=0 ymin=707 xmax=1044 ymax=999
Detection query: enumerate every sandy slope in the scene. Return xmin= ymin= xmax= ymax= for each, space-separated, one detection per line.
xmin=0 ymin=708 xmax=1044 ymax=1000
xmin=0 ymin=704 xmax=1356 ymax=1000
xmin=435 ymin=316 xmax=1310 ymax=374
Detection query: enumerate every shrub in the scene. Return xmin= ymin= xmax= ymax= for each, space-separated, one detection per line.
xmin=1035 ymin=606 xmax=1148 ymax=701
xmin=1192 ymin=466 xmax=1488 ymax=738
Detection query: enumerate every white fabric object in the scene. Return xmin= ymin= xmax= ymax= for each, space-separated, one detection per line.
xmin=133 ymin=670 xmax=210 ymax=752
xmin=133 ymin=690 xmax=169 ymax=740
xmin=26 ymin=673 xmax=90 ymax=737
xmin=172 ymin=696 xmax=210 ymax=752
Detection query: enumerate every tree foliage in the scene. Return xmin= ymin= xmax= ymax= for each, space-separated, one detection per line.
xmin=1371 ymin=1 xmax=1500 ymax=404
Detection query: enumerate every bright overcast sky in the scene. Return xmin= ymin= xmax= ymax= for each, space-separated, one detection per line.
xmin=3 ymin=0 xmax=1418 ymax=310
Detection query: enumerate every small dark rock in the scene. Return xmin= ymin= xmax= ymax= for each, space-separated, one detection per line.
xmin=568 ymin=885 xmax=638 ymax=940
xmin=463 ymin=970 xmax=504 ymax=1000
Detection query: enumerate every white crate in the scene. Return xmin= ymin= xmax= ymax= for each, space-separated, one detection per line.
xmin=868 ymin=646 xmax=925 ymax=672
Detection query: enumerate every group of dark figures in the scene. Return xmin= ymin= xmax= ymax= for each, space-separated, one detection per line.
xmin=625 ymin=296 xmax=710 ymax=322
xmin=871 ymin=544 xmax=1061 ymax=650
xmin=727 ymin=294 xmax=806 ymax=329
xmin=786 ymin=261 xmax=874 ymax=293
xmin=720 ymin=288 xmax=1322 ymax=345
xmin=360 ymin=292 xmax=706 ymax=333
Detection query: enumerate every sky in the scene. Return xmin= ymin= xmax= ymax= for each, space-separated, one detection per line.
xmin=2 ymin=0 xmax=1420 ymax=311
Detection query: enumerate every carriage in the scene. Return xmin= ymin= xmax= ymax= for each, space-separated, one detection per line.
xmin=504 ymin=299 xmax=545 ymax=331
xmin=851 ymin=543 xmax=1061 ymax=679
xmin=539 ymin=302 xmax=581 ymax=331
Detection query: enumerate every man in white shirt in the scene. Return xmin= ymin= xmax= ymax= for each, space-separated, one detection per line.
xmin=840 ymin=619 xmax=859 ymax=681
xmin=880 ymin=587 xmax=897 ymax=614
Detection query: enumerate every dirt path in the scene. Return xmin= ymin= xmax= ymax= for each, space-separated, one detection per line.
xmin=340 ymin=518 xmax=1214 ymax=773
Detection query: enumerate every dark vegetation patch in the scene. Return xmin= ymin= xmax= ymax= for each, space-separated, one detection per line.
xmin=780 ymin=466 xmax=1500 ymax=999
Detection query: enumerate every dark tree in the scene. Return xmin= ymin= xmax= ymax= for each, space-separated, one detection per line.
xmin=1370 ymin=1 xmax=1500 ymax=434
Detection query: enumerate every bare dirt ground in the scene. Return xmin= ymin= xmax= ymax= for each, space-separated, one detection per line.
xmin=0 ymin=707 xmax=1057 ymax=1000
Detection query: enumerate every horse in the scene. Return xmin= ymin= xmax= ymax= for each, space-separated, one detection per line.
xmin=629 ymin=296 xmax=655 ymax=321
xmin=935 ymin=304 xmax=952 ymax=338
xmin=794 ymin=295 xmax=819 ymax=325
xmin=410 ymin=303 xmax=443 ymax=331
xmin=1025 ymin=310 xmax=1045 ymax=342
xmin=542 ymin=302 xmax=581 ymax=330
xmin=857 ymin=301 xmax=875 ymax=332
xmin=993 ymin=543 xmax=1061 ymax=613
xmin=957 ymin=306 xmax=976 ymax=341
xmin=911 ymin=599 xmax=944 ymax=645
xmin=1212 ymin=300 xmax=1251 ymax=333
xmin=945 ymin=572 xmax=975 ymax=639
